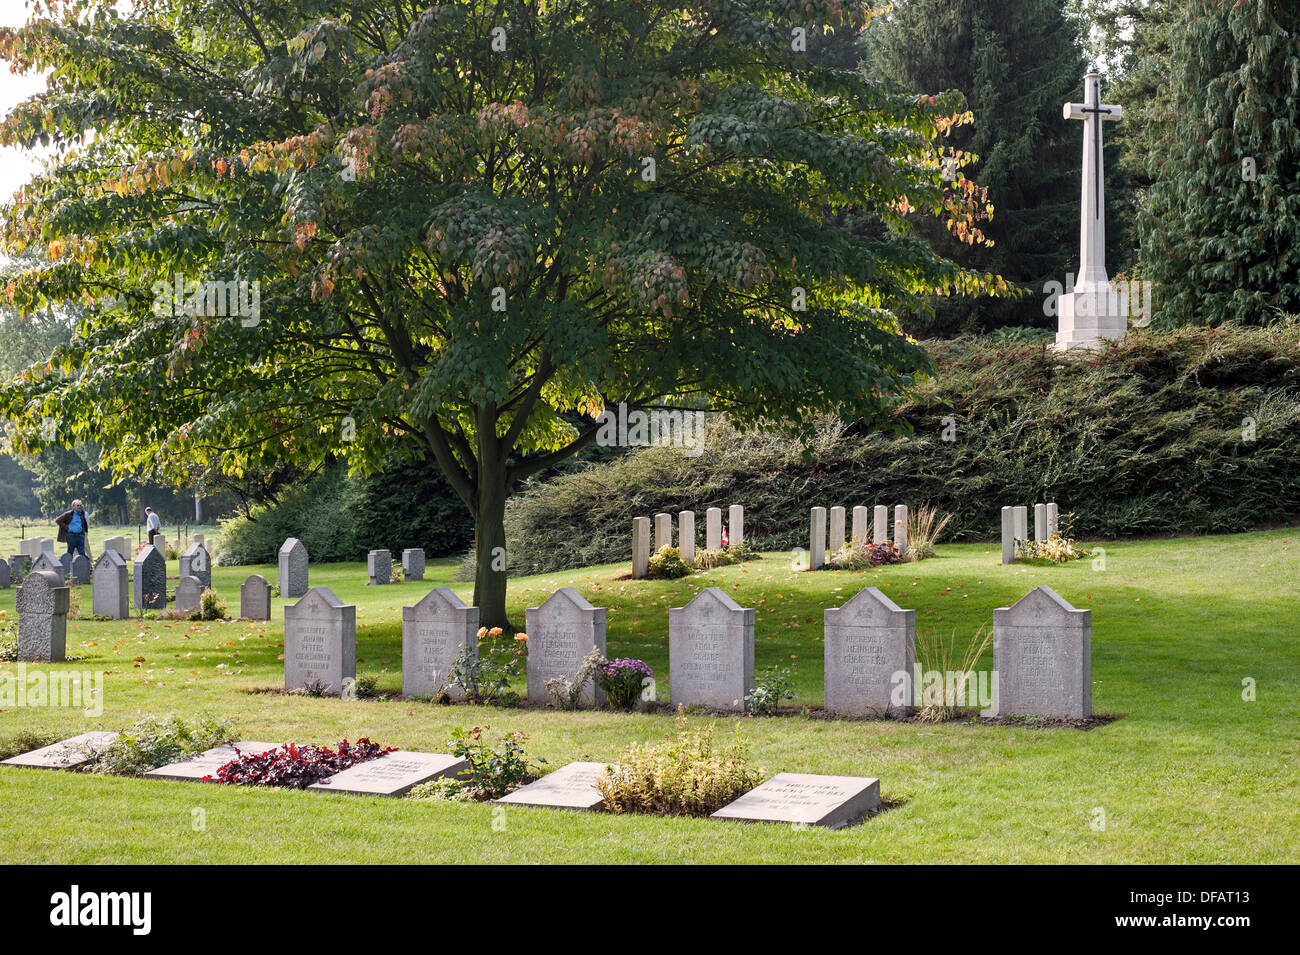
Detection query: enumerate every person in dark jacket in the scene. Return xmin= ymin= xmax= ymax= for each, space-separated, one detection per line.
xmin=56 ymin=500 xmax=90 ymax=559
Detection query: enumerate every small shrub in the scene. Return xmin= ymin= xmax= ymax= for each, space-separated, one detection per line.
xmin=596 ymin=657 xmax=654 ymax=710
xmin=646 ymin=545 xmax=692 ymax=579
xmin=744 ymin=663 xmax=796 ymax=715
xmin=827 ymin=539 xmax=902 ymax=570
xmin=445 ymin=628 xmax=526 ymax=705
xmin=597 ymin=711 xmax=761 ymax=816
xmin=197 ymin=588 xmax=226 ymax=620
xmin=0 ymin=614 xmax=15 ymax=662
xmin=411 ymin=725 xmax=544 ymax=801
xmin=1015 ymin=516 xmax=1090 ymax=563
xmin=545 ymin=645 xmax=603 ymax=709
xmin=915 ymin=625 xmax=995 ymax=722
xmin=347 ymin=675 xmax=380 ymax=699
xmin=905 ymin=503 xmax=953 ymax=561
xmin=94 ymin=713 xmax=237 ymax=776
xmin=211 ymin=738 xmax=391 ymax=788
xmin=0 ymin=729 xmax=62 ymax=761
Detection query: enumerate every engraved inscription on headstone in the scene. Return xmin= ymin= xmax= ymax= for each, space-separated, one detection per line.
xmin=524 ymin=588 xmax=607 ymax=707
xmin=283 ymin=586 xmax=357 ymax=696
xmin=668 ymin=587 xmax=755 ymax=711
xmin=712 ymin=773 xmax=881 ymax=829
xmin=992 ymin=585 xmax=1091 ymax=719
xmin=92 ymin=549 xmax=129 ymax=619
xmin=402 ymin=586 xmax=478 ymax=700
xmin=824 ymin=586 xmax=915 ymax=717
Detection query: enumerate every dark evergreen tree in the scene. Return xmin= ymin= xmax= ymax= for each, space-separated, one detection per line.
xmin=1140 ymin=0 xmax=1300 ymax=326
xmin=866 ymin=0 xmax=1088 ymax=334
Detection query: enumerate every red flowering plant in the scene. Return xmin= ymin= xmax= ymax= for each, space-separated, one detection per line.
xmin=207 ymin=738 xmax=392 ymax=788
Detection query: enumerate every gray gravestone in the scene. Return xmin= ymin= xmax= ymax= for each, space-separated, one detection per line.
xmin=16 ymin=570 xmax=69 ymax=662
xmin=852 ymin=505 xmax=869 ymax=544
xmin=179 ymin=542 xmax=211 ymax=589
xmin=278 ymin=537 xmax=309 ymax=597
xmin=0 ymin=731 xmax=120 ymax=770
xmin=401 ymin=548 xmax=425 ymax=581
xmin=654 ymin=512 xmax=672 ymax=552
xmin=729 ymin=504 xmax=744 ymax=548
xmin=0 ymin=560 xmax=9 ymax=589
xmin=524 ymin=588 xmax=607 ymax=707
xmin=308 ymin=751 xmax=468 ymax=796
xmin=711 ymin=773 xmax=881 ymax=829
xmin=706 ymin=507 xmax=722 ymax=551
xmin=40 ymin=538 xmax=54 ymax=555
xmin=631 ymin=516 xmax=650 ymax=578
xmin=1046 ymin=502 xmax=1060 ymax=537
xmin=1013 ymin=505 xmax=1028 ymax=543
xmin=402 ymin=586 xmax=478 ymax=699
xmin=17 ymin=538 xmax=41 ymax=558
xmin=495 ymin=761 xmax=610 ymax=810
xmin=70 ymin=554 xmax=91 ymax=585
xmin=1000 ymin=506 xmax=1015 ymax=565
xmin=240 ymin=574 xmax=271 ymax=621
xmin=60 ymin=552 xmax=73 ymax=578
xmin=824 ymin=586 xmax=915 ymax=718
xmin=8 ymin=555 xmax=26 ymax=584
xmin=102 ymin=536 xmax=130 ymax=562
xmin=668 ymin=586 xmax=754 ymax=711
xmin=1034 ymin=503 xmax=1047 ymax=543
xmin=283 ymin=585 xmax=356 ymax=695
xmin=678 ymin=510 xmax=695 ymax=565
xmin=144 ymin=742 xmax=279 ymax=781
xmin=809 ymin=506 xmax=826 ymax=570
xmin=992 ymin=585 xmax=1091 ymax=719
xmin=92 ymin=550 xmax=128 ymax=619
xmin=175 ymin=575 xmax=203 ymax=613
xmin=367 ymin=549 xmax=392 ymax=585
xmin=133 ymin=545 xmax=167 ymax=610
xmin=874 ymin=505 xmax=889 ymax=544
xmin=31 ymin=552 xmax=62 ymax=578
xmin=829 ymin=506 xmax=846 ymax=553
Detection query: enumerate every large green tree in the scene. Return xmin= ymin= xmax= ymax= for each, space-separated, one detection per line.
xmin=0 ymin=0 xmax=1004 ymax=625
xmin=1139 ymin=0 xmax=1300 ymax=325
xmin=867 ymin=0 xmax=1087 ymax=334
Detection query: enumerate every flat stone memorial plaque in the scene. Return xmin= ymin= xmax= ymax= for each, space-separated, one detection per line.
xmin=0 ymin=731 xmax=120 ymax=770
xmin=307 ymin=751 xmax=468 ymax=796
xmin=495 ymin=761 xmax=611 ymax=810
xmin=144 ymin=742 xmax=279 ymax=781
xmin=711 ymin=773 xmax=881 ymax=829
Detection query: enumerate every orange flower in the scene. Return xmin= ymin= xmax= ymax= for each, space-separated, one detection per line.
xmin=476 ymin=627 xmax=488 ymax=638
xmin=488 ymin=627 xmax=503 ymax=637
xmin=514 ymin=632 xmax=528 ymax=642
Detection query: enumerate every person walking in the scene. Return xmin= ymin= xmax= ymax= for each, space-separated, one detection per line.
xmin=145 ymin=506 xmax=163 ymax=550
xmin=56 ymin=499 xmax=90 ymax=560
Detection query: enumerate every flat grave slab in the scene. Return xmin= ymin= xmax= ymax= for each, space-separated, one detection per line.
xmin=307 ymin=751 xmax=467 ymax=797
xmin=711 ymin=773 xmax=880 ymax=829
xmin=494 ymin=760 xmax=610 ymax=810
xmin=0 ymin=731 xmax=120 ymax=770
xmin=143 ymin=742 xmax=280 ymax=781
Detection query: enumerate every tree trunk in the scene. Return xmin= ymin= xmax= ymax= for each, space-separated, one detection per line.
xmin=473 ymin=476 xmax=510 ymax=628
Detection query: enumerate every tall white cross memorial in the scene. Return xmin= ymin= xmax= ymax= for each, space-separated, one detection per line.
xmin=1057 ymin=73 xmax=1126 ymax=351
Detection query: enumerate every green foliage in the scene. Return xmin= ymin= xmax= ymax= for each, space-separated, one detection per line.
xmin=218 ymin=465 xmax=363 ymax=564
xmin=744 ymin=663 xmax=797 ymax=715
xmin=197 ymin=588 xmax=226 ymax=621
xmin=646 ymin=545 xmax=692 ymax=579
xmin=502 ymin=326 xmax=1300 ymax=570
xmin=353 ymin=458 xmax=474 ymax=558
xmin=411 ymin=725 xmax=543 ymax=801
xmin=1139 ymin=0 xmax=1300 ymax=326
xmin=0 ymin=730 xmax=61 ymax=761
xmin=544 ymin=645 xmax=603 ymax=710
xmin=93 ymin=713 xmax=237 ymax=777
xmin=596 ymin=713 xmax=762 ymax=816
xmin=445 ymin=632 xmax=525 ymax=706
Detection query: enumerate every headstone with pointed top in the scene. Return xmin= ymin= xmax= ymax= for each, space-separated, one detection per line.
xmin=367 ymin=549 xmax=392 ymax=585
xmin=31 ymin=552 xmax=62 ymax=578
xmin=524 ymin=588 xmax=607 ymax=707
xmin=992 ymin=585 xmax=1091 ymax=719
xmin=93 ymin=550 xmax=128 ymax=618
xmin=16 ymin=570 xmax=69 ymax=662
xmin=133 ymin=544 xmax=167 ymax=610
xmin=824 ymin=586 xmax=915 ymax=717
xmin=401 ymin=548 xmax=425 ymax=581
xmin=179 ymin=541 xmax=211 ymax=589
xmin=283 ymin=586 xmax=356 ymax=695
xmin=240 ymin=573 xmax=271 ymax=621
xmin=278 ymin=537 xmax=309 ymax=597
xmin=402 ymin=586 xmax=478 ymax=699
xmin=668 ymin=586 xmax=755 ymax=711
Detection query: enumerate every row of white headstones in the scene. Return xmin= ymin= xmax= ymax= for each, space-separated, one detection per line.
xmin=1000 ymin=503 xmax=1062 ymax=565
xmin=630 ymin=504 xmax=744 ymax=577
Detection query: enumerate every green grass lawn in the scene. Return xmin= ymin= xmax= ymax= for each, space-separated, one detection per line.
xmin=0 ymin=529 xmax=1296 ymax=863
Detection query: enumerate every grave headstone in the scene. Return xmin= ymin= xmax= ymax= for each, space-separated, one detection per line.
xmin=402 ymin=548 xmax=426 ymax=581
xmin=829 ymin=506 xmax=846 ymax=553
xmin=729 ymin=504 xmax=744 ymax=548
xmin=240 ymin=574 xmax=271 ymax=621
xmin=1034 ymin=503 xmax=1047 ymax=543
xmin=92 ymin=550 xmax=129 ymax=619
xmin=654 ymin=513 xmax=672 ymax=552
xmin=133 ymin=545 xmax=167 ymax=611
xmin=31 ymin=552 xmax=63 ymax=578
xmin=60 ymin=552 xmax=73 ymax=578
xmin=1000 ymin=506 xmax=1015 ymax=565
xmin=70 ymin=554 xmax=91 ymax=585
xmin=852 ymin=506 xmax=869 ymax=545
xmin=495 ymin=761 xmax=610 ymax=810
xmin=144 ymin=742 xmax=279 ymax=781
xmin=367 ymin=548 xmax=392 ymax=585
xmin=1046 ymin=502 xmax=1060 ymax=537
xmin=0 ymin=561 xmax=8 ymax=589
xmin=874 ymin=505 xmax=889 ymax=545
xmin=524 ymin=588 xmax=607 ymax=707
xmin=711 ymin=773 xmax=880 ymax=829
xmin=824 ymin=586 xmax=915 ymax=717
xmin=278 ymin=537 xmax=309 ymax=597
xmin=808 ymin=506 xmax=827 ymax=570
xmin=894 ymin=505 xmax=909 ymax=558
xmin=16 ymin=570 xmax=69 ymax=662
xmin=39 ymin=538 xmax=54 ymax=555
xmin=283 ymin=586 xmax=357 ymax=696
xmin=706 ymin=507 xmax=722 ymax=551
xmin=1013 ymin=505 xmax=1028 ymax=543
xmin=308 ymin=751 xmax=468 ymax=796
xmin=17 ymin=538 xmax=41 ymax=558
xmin=102 ymin=536 xmax=130 ymax=562
xmin=179 ymin=542 xmax=211 ymax=589
xmin=175 ymin=575 xmax=203 ymax=613
xmin=631 ymin=516 xmax=651 ymax=579
xmin=0 ymin=731 xmax=119 ymax=770
xmin=668 ymin=586 xmax=754 ymax=711
xmin=402 ymin=586 xmax=478 ymax=699
xmin=991 ymin=585 xmax=1091 ymax=719
xmin=678 ymin=510 xmax=695 ymax=565
xmin=8 ymin=555 xmax=26 ymax=584
xmin=189 ymin=533 xmax=204 ymax=545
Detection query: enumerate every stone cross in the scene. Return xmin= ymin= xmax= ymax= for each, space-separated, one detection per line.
xmin=1058 ymin=73 xmax=1126 ymax=350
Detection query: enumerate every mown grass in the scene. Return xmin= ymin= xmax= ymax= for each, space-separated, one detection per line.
xmin=0 ymin=529 xmax=1296 ymax=863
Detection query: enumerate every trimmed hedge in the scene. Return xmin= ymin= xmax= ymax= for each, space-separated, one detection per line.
xmin=502 ymin=325 xmax=1300 ymax=575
